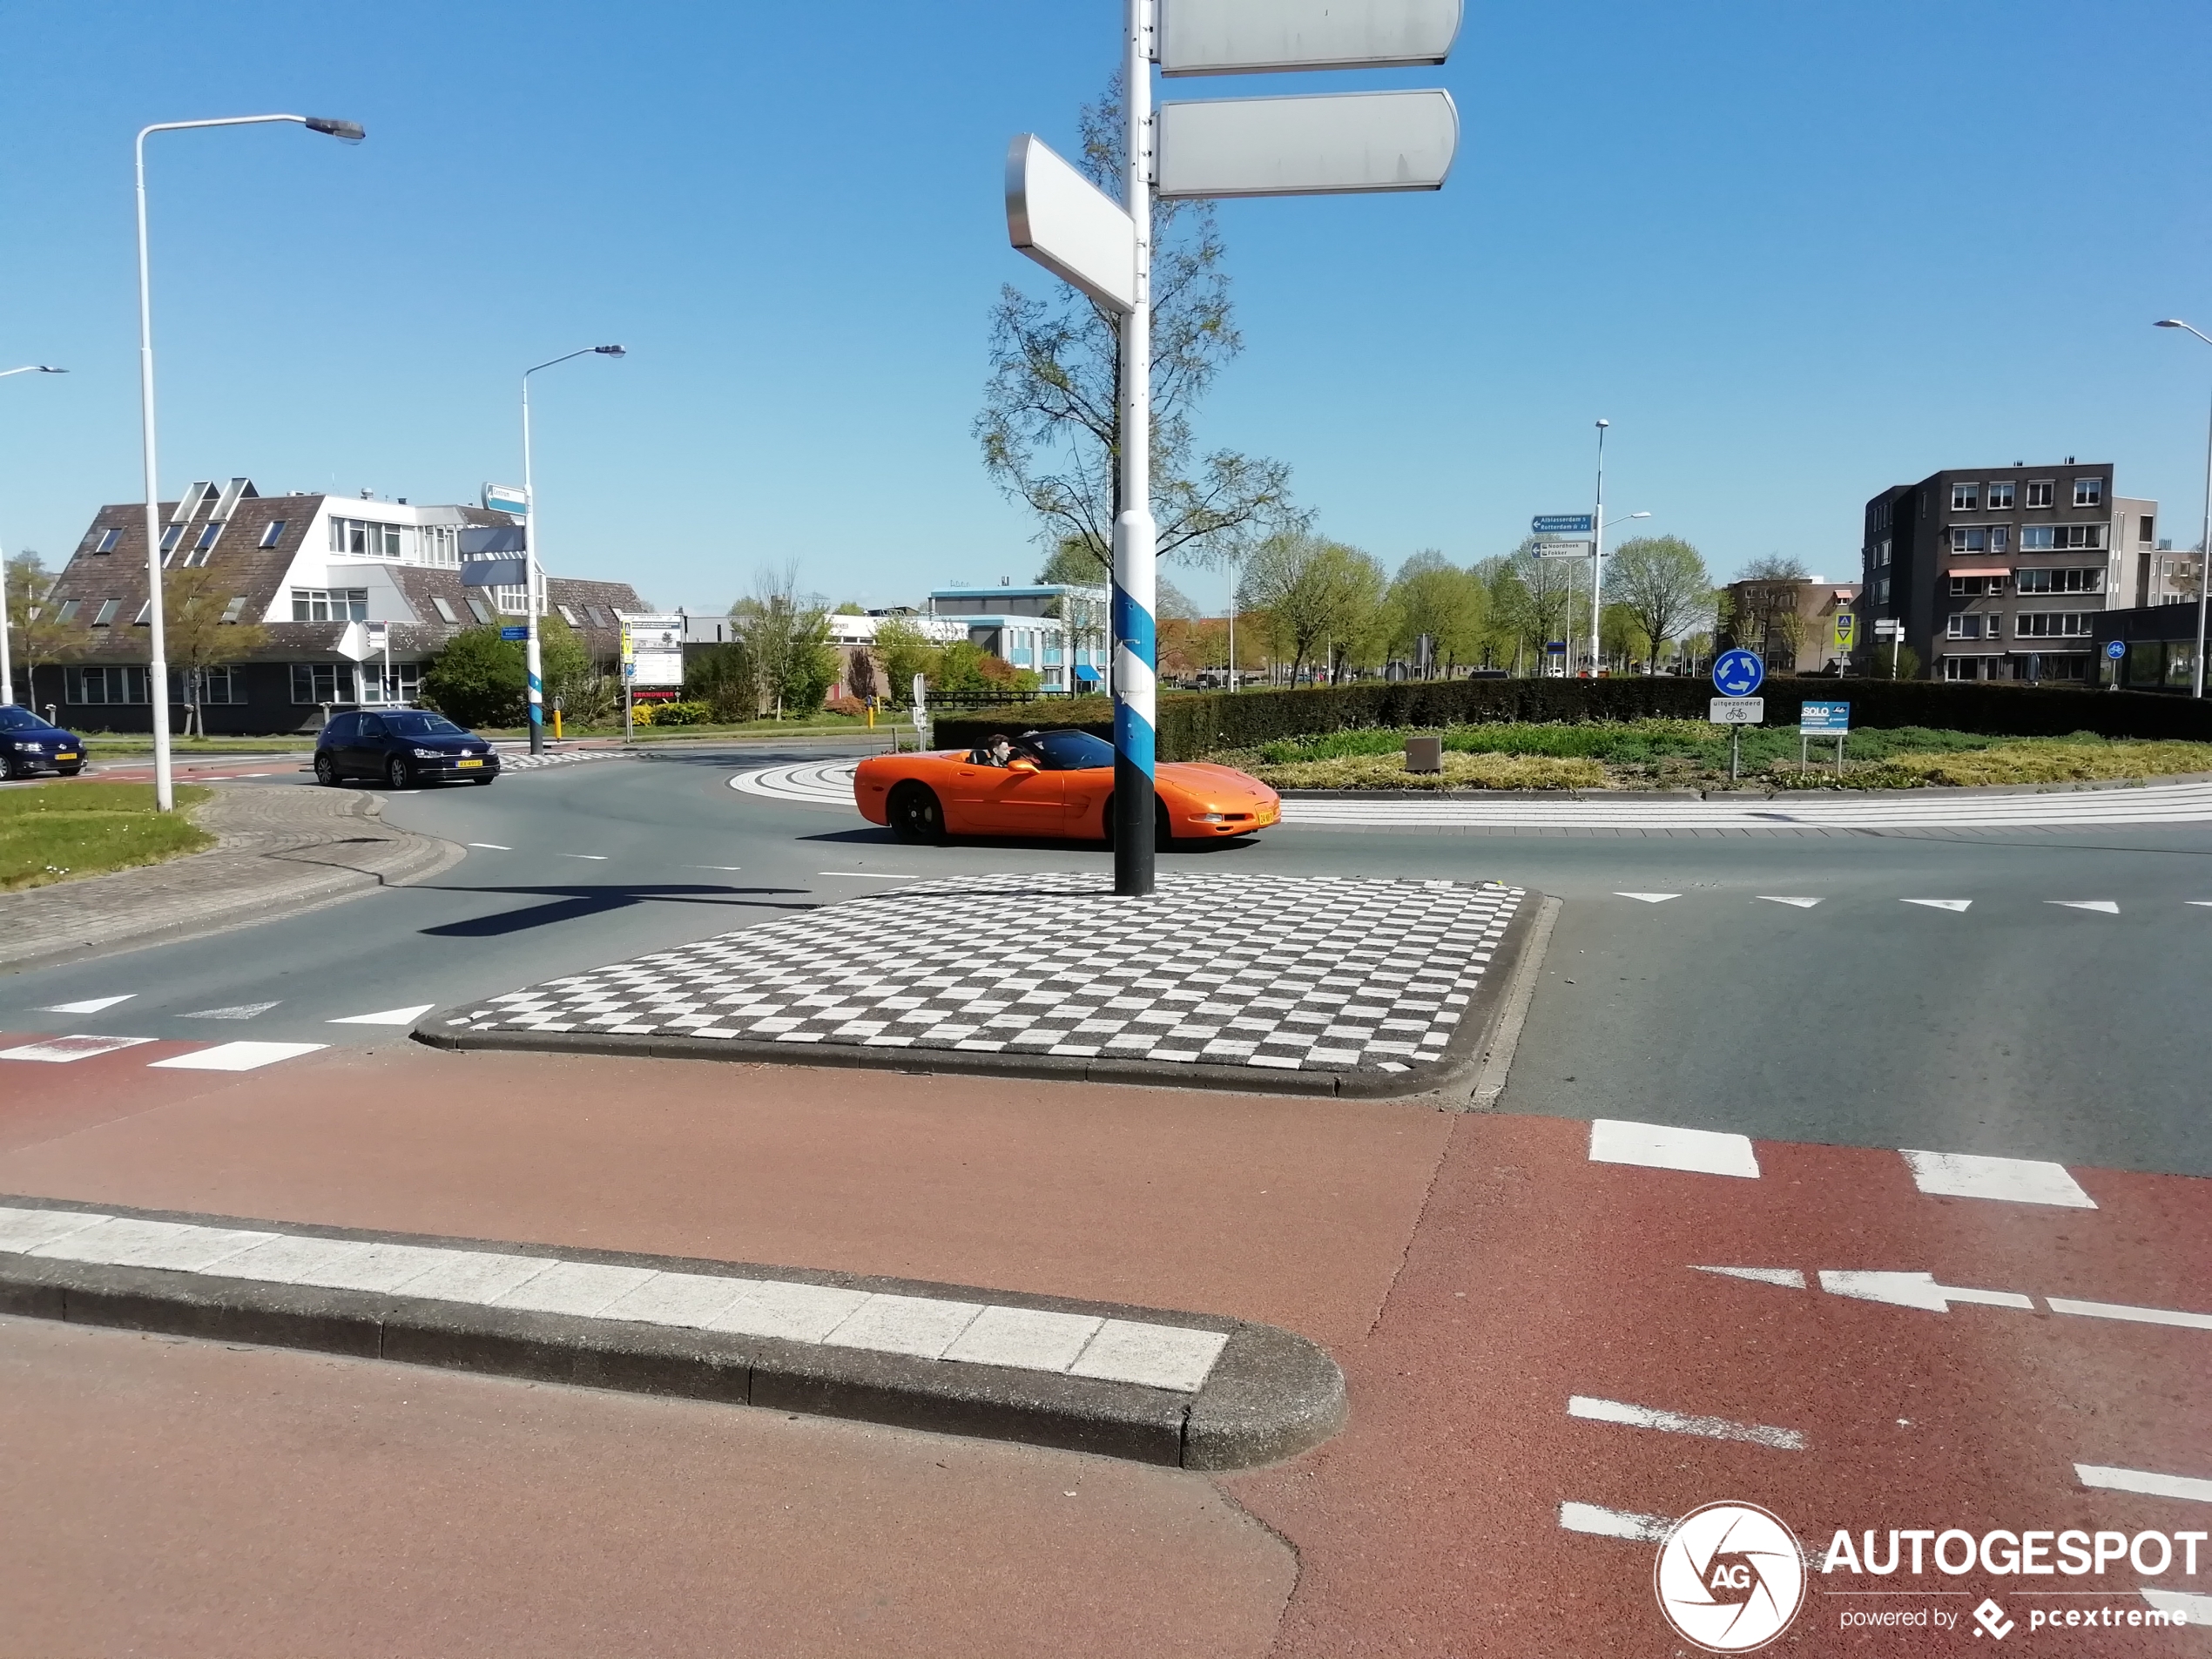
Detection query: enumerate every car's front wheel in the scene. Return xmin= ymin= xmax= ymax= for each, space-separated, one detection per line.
xmin=887 ymin=781 xmax=945 ymax=843
xmin=314 ymin=753 xmax=341 ymax=787
xmin=385 ymin=756 xmax=412 ymax=790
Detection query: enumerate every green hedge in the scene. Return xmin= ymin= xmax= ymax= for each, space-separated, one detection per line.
xmin=937 ymin=678 xmax=2212 ymax=760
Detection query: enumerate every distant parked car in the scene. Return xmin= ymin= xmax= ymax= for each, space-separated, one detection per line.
xmin=314 ymin=710 xmax=500 ymax=789
xmin=0 ymin=705 xmax=84 ymax=779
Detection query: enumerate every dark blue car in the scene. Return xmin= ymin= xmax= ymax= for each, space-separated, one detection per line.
xmin=0 ymin=705 xmax=85 ymax=779
xmin=314 ymin=709 xmax=501 ymax=789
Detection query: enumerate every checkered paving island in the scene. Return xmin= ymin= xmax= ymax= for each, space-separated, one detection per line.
xmin=433 ymin=872 xmax=1524 ymax=1081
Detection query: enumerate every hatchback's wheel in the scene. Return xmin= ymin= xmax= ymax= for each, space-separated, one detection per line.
xmin=314 ymin=753 xmax=341 ymax=787
xmin=887 ymin=781 xmax=945 ymax=843
xmin=385 ymin=755 xmax=412 ymax=790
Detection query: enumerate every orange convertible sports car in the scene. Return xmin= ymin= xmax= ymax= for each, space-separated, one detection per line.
xmin=853 ymin=727 xmax=1280 ymax=846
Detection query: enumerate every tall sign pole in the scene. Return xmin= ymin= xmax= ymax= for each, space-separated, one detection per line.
xmin=1589 ymin=419 xmax=1608 ymax=677
xmin=1113 ymin=0 xmax=1159 ymax=894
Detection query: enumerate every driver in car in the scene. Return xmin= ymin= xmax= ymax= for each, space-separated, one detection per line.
xmin=971 ymin=733 xmax=1016 ymax=767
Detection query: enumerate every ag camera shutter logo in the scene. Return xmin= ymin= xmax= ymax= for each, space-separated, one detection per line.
xmin=1654 ymin=1501 xmax=1806 ymax=1652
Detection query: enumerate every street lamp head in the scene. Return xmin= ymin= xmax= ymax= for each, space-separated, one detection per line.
xmin=35 ymin=365 xmax=66 ymax=374
xmin=593 ymin=345 xmax=626 ymax=357
xmin=1626 ymin=510 xmax=1651 ymax=520
xmin=2155 ymin=319 xmax=2186 ymax=328
xmin=303 ymin=117 xmax=367 ymax=144
xmin=1595 ymin=418 xmax=1610 ymax=428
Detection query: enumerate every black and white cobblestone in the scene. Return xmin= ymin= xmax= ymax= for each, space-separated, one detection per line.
xmin=435 ymin=872 xmax=1523 ymax=1079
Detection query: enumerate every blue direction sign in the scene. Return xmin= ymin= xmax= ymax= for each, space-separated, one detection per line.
xmin=1801 ymin=700 xmax=1850 ymax=734
xmin=1532 ymin=514 xmax=1594 ymax=536
xmin=2105 ymin=639 xmax=2127 ymax=661
xmin=1712 ymin=648 xmax=1765 ymax=698
xmin=500 ymin=625 xmax=529 ymax=642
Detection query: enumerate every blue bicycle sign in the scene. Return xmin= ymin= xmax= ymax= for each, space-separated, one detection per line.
xmin=1712 ymin=649 xmax=1766 ymax=698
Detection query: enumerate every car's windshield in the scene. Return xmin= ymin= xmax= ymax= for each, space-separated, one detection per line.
xmin=0 ymin=706 xmax=50 ymax=732
xmin=1025 ymin=729 xmax=1115 ymax=771
xmin=381 ymin=712 xmax=467 ymax=738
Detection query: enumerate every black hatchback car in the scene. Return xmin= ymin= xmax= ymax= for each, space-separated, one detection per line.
xmin=314 ymin=710 xmax=500 ymax=788
xmin=0 ymin=705 xmax=85 ymax=779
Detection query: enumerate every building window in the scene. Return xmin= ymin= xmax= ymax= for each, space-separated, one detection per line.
xmin=1989 ymin=525 xmax=2009 ymax=553
xmin=91 ymin=598 xmax=120 ymax=626
xmin=415 ymin=525 xmax=459 ymax=566
xmin=64 ymin=665 xmax=151 ymax=705
xmin=1951 ymin=483 xmax=1979 ymax=511
xmin=1950 ymin=575 xmax=2006 ymax=596
xmin=358 ymin=662 xmax=423 ymax=706
xmin=556 ymin=604 xmax=579 ymax=625
xmin=55 ymin=599 xmax=79 ymax=624
xmin=2026 ymin=481 xmax=2054 ymax=509
xmin=1873 ymin=577 xmax=1890 ymax=604
xmin=1946 ymin=615 xmax=1986 ymax=639
xmin=2073 ymin=477 xmax=2103 ymax=508
xmin=1876 ymin=538 xmax=1892 ymax=568
xmin=492 ymin=584 xmax=529 ymax=616
xmin=430 ymin=596 xmax=459 ymax=624
xmin=1941 ymin=656 xmax=2003 ymax=681
xmin=158 ymin=525 xmax=182 ymax=552
xmin=93 ymin=528 xmax=121 ymax=554
xmin=133 ymin=601 xmax=150 ymax=624
xmin=2015 ymin=611 xmax=2092 ymax=638
xmin=583 ymin=604 xmax=607 ymax=625
xmin=259 ymin=520 xmax=287 ymax=548
xmin=289 ymin=663 xmax=358 ymax=705
xmin=466 ymin=597 xmax=495 ymax=624
xmin=219 ymin=596 xmax=247 ymax=623
xmin=2138 ymin=515 xmax=2155 ymax=546
xmin=178 ymin=666 xmax=244 ymax=705
xmin=1950 ymin=527 xmax=1987 ymax=554
xmin=290 ymin=587 xmax=369 ymax=622
xmin=2020 ymin=653 xmax=2088 ymax=683
xmin=2015 ymin=567 xmax=2101 ymax=594
xmin=1987 ymin=482 xmax=2015 ymax=509
xmin=328 ymin=517 xmax=401 ymax=558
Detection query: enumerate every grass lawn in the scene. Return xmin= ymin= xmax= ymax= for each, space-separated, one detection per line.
xmin=1229 ymin=722 xmax=2212 ymax=792
xmin=69 ymin=734 xmax=314 ymax=754
xmin=0 ymin=783 xmax=214 ymax=891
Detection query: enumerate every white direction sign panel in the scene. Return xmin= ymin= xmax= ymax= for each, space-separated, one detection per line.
xmin=1005 ymin=135 xmax=1136 ymax=314
xmin=1709 ymin=698 xmax=1764 ymax=725
xmin=1158 ymin=0 xmax=1462 ymax=77
xmin=1156 ymin=90 xmax=1459 ymax=199
xmin=1534 ymin=540 xmax=1595 ymax=559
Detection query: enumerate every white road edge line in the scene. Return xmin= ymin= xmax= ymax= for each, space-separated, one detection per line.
xmin=1568 ymin=1393 xmax=1805 ymax=1450
xmin=2047 ymin=1297 xmax=2212 ymax=1332
xmin=559 ymin=853 xmax=610 ymax=860
xmin=1467 ymin=894 xmax=1559 ymax=1111
xmin=468 ymin=843 xmax=512 ymax=851
xmin=2075 ymin=1464 xmax=2212 ymax=1504
xmin=1559 ymin=1501 xmax=1674 ymax=1542
xmin=819 ymin=871 xmax=914 ymax=880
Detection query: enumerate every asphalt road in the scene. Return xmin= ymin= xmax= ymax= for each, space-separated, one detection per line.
xmin=4 ymin=739 xmax=2208 ymax=1177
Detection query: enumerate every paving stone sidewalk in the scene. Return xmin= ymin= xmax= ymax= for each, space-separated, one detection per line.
xmin=0 ymin=786 xmax=462 ymax=972
xmin=425 ymin=872 xmax=1528 ymax=1097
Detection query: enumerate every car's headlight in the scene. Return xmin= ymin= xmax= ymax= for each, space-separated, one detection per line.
xmin=16 ymin=742 xmax=44 ymax=752
xmin=413 ymin=747 xmax=444 ymax=759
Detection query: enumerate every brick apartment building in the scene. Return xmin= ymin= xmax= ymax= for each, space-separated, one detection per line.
xmin=24 ymin=476 xmax=645 ymax=733
xmin=1860 ymin=462 xmax=2158 ymax=682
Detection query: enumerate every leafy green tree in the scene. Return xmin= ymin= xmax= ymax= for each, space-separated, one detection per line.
xmin=1384 ymin=550 xmax=1487 ymax=673
xmin=977 ymin=78 xmax=1300 ymax=581
xmin=1238 ymin=531 xmax=1386 ymax=682
xmin=873 ymin=617 xmax=941 ymax=705
xmin=1608 ymin=536 xmax=1713 ymax=675
xmin=1468 ymin=554 xmax=1532 ymax=672
xmin=162 ymin=565 xmax=271 ymax=735
xmin=423 ymin=627 xmax=527 ymax=727
xmin=685 ymin=641 xmax=759 ymax=721
xmin=732 ymin=563 xmax=839 ymax=718
xmin=5 ymin=550 xmax=85 ymax=697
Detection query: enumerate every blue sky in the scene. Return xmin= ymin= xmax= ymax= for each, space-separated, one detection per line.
xmin=3 ymin=1 xmax=2209 ymax=616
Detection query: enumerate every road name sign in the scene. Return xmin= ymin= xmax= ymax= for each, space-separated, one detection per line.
xmin=1544 ymin=639 xmax=1568 ymax=655
xmin=499 ymin=625 xmax=529 ymax=643
xmin=1005 ymin=135 xmax=1137 ymax=314
xmin=1155 ymin=89 xmax=1458 ymax=198
xmin=482 ymin=483 xmax=528 ymax=517
xmin=2106 ymin=639 xmax=2128 ymax=660
xmin=1710 ymin=698 xmax=1764 ymax=725
xmin=1158 ymin=0 xmax=1462 ymax=76
xmin=1534 ymin=540 xmax=1594 ymax=559
xmin=1873 ymin=619 xmax=1903 ymax=638
xmin=1801 ymin=701 xmax=1849 ymax=734
xmin=1532 ymin=514 xmax=1594 ymax=536
xmin=1711 ymin=647 xmax=1766 ymax=698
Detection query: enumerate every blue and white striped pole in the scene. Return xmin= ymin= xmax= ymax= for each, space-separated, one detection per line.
xmin=1113 ymin=0 xmax=1157 ymax=896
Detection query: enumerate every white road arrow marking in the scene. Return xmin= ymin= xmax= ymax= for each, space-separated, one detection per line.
xmin=1817 ymin=1270 xmax=2033 ymax=1313
xmin=1614 ymin=892 xmax=1679 ymax=903
xmin=1696 ymin=1264 xmax=1831 ymax=1297
xmin=1904 ymin=899 xmax=1973 ymax=912
xmin=2046 ymin=1296 xmax=2212 ymax=1332
xmin=42 ymin=995 xmax=136 ymax=1014
xmin=1758 ymin=896 xmax=1822 ymax=908
xmin=2189 ymin=901 xmax=2212 ymax=909
xmin=1558 ymin=1501 xmax=1673 ymax=1542
xmin=2047 ymin=900 xmax=2120 ymax=914
xmin=327 ymin=1005 xmax=436 ymax=1027
xmin=1568 ymin=1393 xmax=1805 ymax=1450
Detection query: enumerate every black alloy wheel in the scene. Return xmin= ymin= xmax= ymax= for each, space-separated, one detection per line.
xmin=314 ymin=752 xmax=341 ymax=787
xmin=887 ymin=781 xmax=945 ymax=844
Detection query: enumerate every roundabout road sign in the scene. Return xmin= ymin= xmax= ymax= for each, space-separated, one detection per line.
xmin=1713 ymin=648 xmax=1766 ymax=698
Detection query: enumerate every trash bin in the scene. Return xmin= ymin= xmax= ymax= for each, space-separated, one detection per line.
xmin=1404 ymin=736 xmax=1443 ymax=774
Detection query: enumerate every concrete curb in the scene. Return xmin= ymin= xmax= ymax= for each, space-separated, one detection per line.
xmin=410 ymin=888 xmax=1547 ymax=1103
xmin=0 ymin=1195 xmax=1345 ymax=1471
xmin=0 ymin=784 xmax=464 ymax=974
xmin=1278 ymin=768 xmax=2212 ymax=803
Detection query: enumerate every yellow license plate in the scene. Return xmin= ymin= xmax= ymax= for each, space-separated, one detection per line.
xmin=456 ymin=759 xmax=482 ymax=769
xmin=56 ymin=753 xmax=78 ymax=761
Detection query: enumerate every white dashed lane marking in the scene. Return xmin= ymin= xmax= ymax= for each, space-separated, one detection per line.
xmin=468 ymin=842 xmax=511 ymax=850
xmin=179 ymin=1001 xmax=281 ymax=1021
xmin=1558 ymin=1502 xmax=1673 ymax=1542
xmin=2047 ymin=1298 xmax=2212 ymax=1332
xmin=1900 ymin=1150 xmax=2096 ymax=1210
xmin=147 ymin=1041 xmax=327 ymax=1072
xmin=41 ymin=995 xmax=135 ymax=1014
xmin=1693 ymin=1265 xmax=1806 ymax=1289
xmin=1757 ymin=896 xmax=1822 ymax=908
xmin=2047 ymin=900 xmax=2120 ymax=914
xmin=1613 ymin=892 xmax=1679 ymax=904
xmin=2074 ymin=1465 xmax=2212 ymax=1504
xmin=0 ymin=1035 xmax=157 ymax=1062
xmin=1904 ymin=898 xmax=1973 ymax=912
xmin=1568 ymin=1394 xmax=1805 ymax=1450
xmin=327 ymin=1004 xmax=435 ymax=1027
xmin=1588 ymin=1119 xmax=1761 ymax=1179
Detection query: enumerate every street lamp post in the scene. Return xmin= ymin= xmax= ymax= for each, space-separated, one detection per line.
xmin=2154 ymin=320 xmax=2212 ymax=698
xmin=137 ymin=114 xmax=362 ymax=810
xmin=520 ymin=346 xmax=624 ymax=754
xmin=0 ymin=365 xmax=68 ymax=708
